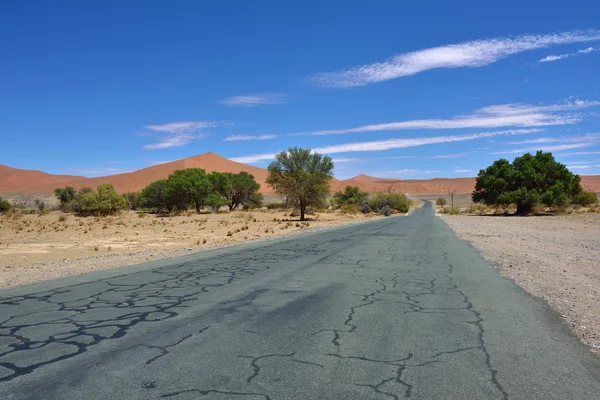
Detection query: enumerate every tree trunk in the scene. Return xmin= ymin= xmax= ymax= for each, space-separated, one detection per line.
xmin=515 ymin=203 xmax=532 ymax=215
xmin=300 ymin=206 xmax=305 ymax=221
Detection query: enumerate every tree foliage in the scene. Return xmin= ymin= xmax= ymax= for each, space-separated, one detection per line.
xmin=573 ymin=191 xmax=599 ymax=206
xmin=333 ymin=186 xmax=369 ymax=208
xmin=266 ymin=147 xmax=334 ymax=220
xmin=78 ymin=184 xmax=128 ymax=216
xmin=473 ymin=151 xmax=583 ymax=214
xmin=54 ymin=187 xmax=77 ymax=204
xmin=436 ymin=197 xmax=447 ymax=206
xmin=226 ymin=172 xmax=261 ymax=210
xmin=368 ymin=192 xmax=409 ymax=215
xmin=138 ymin=179 xmax=175 ymax=212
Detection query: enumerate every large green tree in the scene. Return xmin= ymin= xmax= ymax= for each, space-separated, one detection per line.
xmin=226 ymin=171 xmax=261 ymax=210
xmin=266 ymin=147 xmax=334 ymax=220
xmin=167 ymin=168 xmax=214 ymax=213
xmin=138 ymin=179 xmax=177 ymax=212
xmin=473 ymin=151 xmax=583 ymax=214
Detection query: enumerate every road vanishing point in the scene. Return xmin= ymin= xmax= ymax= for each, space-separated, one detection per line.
xmin=1 ymin=202 xmax=600 ymax=399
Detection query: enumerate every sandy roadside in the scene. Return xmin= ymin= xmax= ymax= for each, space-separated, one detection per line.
xmin=0 ymin=209 xmax=386 ymax=289
xmin=441 ymin=213 xmax=600 ymax=356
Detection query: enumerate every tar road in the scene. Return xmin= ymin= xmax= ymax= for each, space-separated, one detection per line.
xmin=1 ymin=201 xmax=600 ymax=399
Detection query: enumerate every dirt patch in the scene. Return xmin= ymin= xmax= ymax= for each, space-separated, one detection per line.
xmin=441 ymin=213 xmax=600 ymax=356
xmin=0 ymin=208 xmax=385 ymax=289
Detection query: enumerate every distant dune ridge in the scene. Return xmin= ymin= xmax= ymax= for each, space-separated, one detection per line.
xmin=1 ymin=152 xmax=599 ymax=194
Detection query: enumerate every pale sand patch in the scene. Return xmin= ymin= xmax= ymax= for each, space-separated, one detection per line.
xmin=441 ymin=213 xmax=600 ymax=356
xmin=0 ymin=209 xmax=385 ymax=289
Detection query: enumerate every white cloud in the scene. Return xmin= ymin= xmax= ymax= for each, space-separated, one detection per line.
xmin=426 ymin=153 xmax=468 ymax=159
xmin=508 ymin=133 xmax=600 ymax=145
xmin=307 ymin=99 xmax=599 ymax=136
xmin=538 ymin=46 xmax=598 ymax=63
xmin=142 ymin=121 xmax=219 ymax=149
xmin=332 ymin=155 xmax=416 ymax=163
xmin=71 ymin=167 xmax=126 ymax=175
xmin=150 ymin=160 xmax=173 ymax=165
xmin=224 ymin=134 xmax=277 ymax=142
xmin=491 ymin=142 xmax=594 ymax=155
xmin=231 ymin=128 xmax=537 ymax=163
xmin=454 ymin=169 xmax=474 ymax=173
xmin=539 ymin=54 xmax=570 ymax=63
xmin=311 ymin=30 xmax=600 ymax=87
xmin=558 ymin=151 xmax=600 ymax=156
xmin=567 ymin=165 xmax=591 ymax=169
xmin=218 ymin=93 xmax=287 ymax=107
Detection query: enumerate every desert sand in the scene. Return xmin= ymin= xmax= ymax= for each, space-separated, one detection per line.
xmin=0 ymin=208 xmax=385 ymax=289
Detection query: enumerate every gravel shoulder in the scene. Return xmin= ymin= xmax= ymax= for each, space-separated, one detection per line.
xmin=441 ymin=213 xmax=600 ymax=355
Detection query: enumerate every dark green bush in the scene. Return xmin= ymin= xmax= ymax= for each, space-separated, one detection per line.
xmin=0 ymin=198 xmax=11 ymax=212
xmin=573 ymin=191 xmax=599 ymax=206
xmin=333 ymin=186 xmax=369 ymax=208
xmin=340 ymin=204 xmax=361 ymax=214
xmin=369 ymin=192 xmax=409 ymax=213
xmin=78 ymin=184 xmax=128 ymax=216
xmin=436 ymin=197 xmax=447 ymax=206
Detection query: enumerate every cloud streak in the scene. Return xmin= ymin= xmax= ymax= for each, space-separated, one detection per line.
xmin=311 ymin=30 xmax=600 ymax=87
xmin=230 ymin=128 xmax=539 ymax=163
xmin=307 ymin=99 xmax=599 ymax=136
xmin=224 ymin=134 xmax=277 ymax=142
xmin=218 ymin=93 xmax=287 ymax=107
xmin=539 ymin=46 xmax=598 ymax=63
xmin=142 ymin=121 xmax=220 ymax=149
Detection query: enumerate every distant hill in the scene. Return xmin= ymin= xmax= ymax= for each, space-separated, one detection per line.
xmin=1 ymin=153 xmax=599 ymax=194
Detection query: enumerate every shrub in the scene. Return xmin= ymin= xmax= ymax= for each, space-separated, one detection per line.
xmin=333 ymin=186 xmax=369 ymax=208
xmin=379 ymin=205 xmax=392 ymax=216
xmin=78 ymin=184 xmax=128 ymax=216
xmin=440 ymin=206 xmax=461 ymax=215
xmin=0 ymin=198 xmax=11 ymax=213
xmin=573 ymin=191 xmax=599 ymax=206
xmin=340 ymin=204 xmax=361 ymax=214
xmin=359 ymin=200 xmax=372 ymax=214
xmin=369 ymin=192 xmax=409 ymax=213
xmin=436 ymin=197 xmax=447 ymax=207
xmin=54 ymin=187 xmax=77 ymax=204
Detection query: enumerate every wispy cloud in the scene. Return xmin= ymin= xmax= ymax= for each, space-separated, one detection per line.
xmin=310 ymin=30 xmax=600 ymax=87
xmin=231 ymin=128 xmax=538 ymax=164
xmin=332 ymin=155 xmax=417 ymax=163
xmin=454 ymin=169 xmax=474 ymax=173
xmin=71 ymin=167 xmax=127 ymax=176
xmin=508 ymin=133 xmax=600 ymax=145
xmin=539 ymin=46 xmax=598 ymax=63
xmin=556 ymin=151 xmax=600 ymax=156
xmin=567 ymin=165 xmax=592 ymax=169
xmin=491 ymin=142 xmax=594 ymax=155
xmin=224 ymin=134 xmax=277 ymax=142
xmin=306 ymin=99 xmax=599 ymax=136
xmin=426 ymin=153 xmax=468 ymax=159
xmin=142 ymin=121 xmax=220 ymax=149
xmin=380 ymin=169 xmax=441 ymax=178
xmin=150 ymin=160 xmax=174 ymax=165
xmin=218 ymin=93 xmax=287 ymax=107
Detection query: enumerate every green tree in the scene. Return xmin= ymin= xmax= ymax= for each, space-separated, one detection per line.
xmin=333 ymin=185 xmax=369 ymax=208
xmin=436 ymin=197 xmax=447 ymax=207
xmin=78 ymin=184 xmax=128 ymax=216
xmin=54 ymin=187 xmax=77 ymax=204
xmin=266 ymin=147 xmax=334 ymax=221
xmin=138 ymin=179 xmax=175 ymax=212
xmin=573 ymin=191 xmax=599 ymax=206
xmin=473 ymin=151 xmax=583 ymax=214
xmin=368 ymin=192 xmax=409 ymax=214
xmin=167 ymin=168 xmax=213 ymax=213
xmin=226 ymin=172 xmax=261 ymax=210
xmin=123 ymin=192 xmax=140 ymax=210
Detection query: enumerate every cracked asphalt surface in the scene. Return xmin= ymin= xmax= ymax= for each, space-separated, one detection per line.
xmin=1 ymin=201 xmax=600 ymax=399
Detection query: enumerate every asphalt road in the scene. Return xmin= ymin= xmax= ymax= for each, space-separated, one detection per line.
xmin=1 ymin=202 xmax=600 ymax=399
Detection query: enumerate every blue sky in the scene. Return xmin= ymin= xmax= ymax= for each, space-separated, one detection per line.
xmin=1 ymin=0 xmax=599 ymax=179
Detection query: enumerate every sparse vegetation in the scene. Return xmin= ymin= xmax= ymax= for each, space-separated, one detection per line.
xmin=573 ymin=191 xmax=599 ymax=207
xmin=333 ymin=186 xmax=369 ymax=209
xmin=436 ymin=197 xmax=447 ymax=207
xmin=78 ymin=184 xmax=129 ymax=216
xmin=266 ymin=147 xmax=334 ymax=221
xmin=340 ymin=204 xmax=361 ymax=214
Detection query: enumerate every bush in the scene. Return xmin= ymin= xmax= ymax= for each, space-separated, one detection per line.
xmin=379 ymin=205 xmax=392 ymax=216
xmin=369 ymin=192 xmax=409 ymax=213
xmin=440 ymin=206 xmax=461 ymax=215
xmin=340 ymin=204 xmax=361 ymax=214
xmin=573 ymin=191 xmax=599 ymax=206
xmin=436 ymin=197 xmax=447 ymax=206
xmin=0 ymin=198 xmax=11 ymax=212
xmin=333 ymin=186 xmax=369 ymax=208
xmin=359 ymin=200 xmax=372 ymax=214
xmin=78 ymin=184 xmax=128 ymax=216
xmin=266 ymin=202 xmax=288 ymax=210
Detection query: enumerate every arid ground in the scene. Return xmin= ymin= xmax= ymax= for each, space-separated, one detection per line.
xmin=0 ymin=208 xmax=385 ymax=289
xmin=442 ymin=211 xmax=600 ymax=355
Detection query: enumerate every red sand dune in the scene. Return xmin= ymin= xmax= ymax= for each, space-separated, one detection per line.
xmin=1 ymin=153 xmax=599 ymax=195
